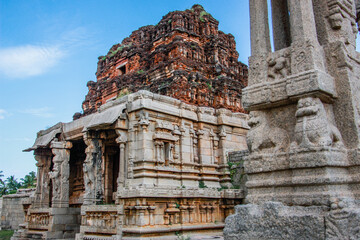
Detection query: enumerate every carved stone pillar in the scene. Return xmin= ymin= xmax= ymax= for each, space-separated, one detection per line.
xmin=115 ymin=130 xmax=127 ymax=190
xmin=33 ymin=149 xmax=52 ymax=208
xmin=127 ymin=126 xmax=136 ymax=180
xmin=83 ymin=133 xmax=104 ymax=205
xmin=148 ymin=206 xmax=156 ymax=226
xmin=197 ymin=129 xmax=204 ymax=164
xmin=218 ymin=126 xmax=227 ymax=165
xmin=189 ymin=128 xmax=195 ymax=163
xmin=172 ymin=125 xmax=181 ymax=162
xmin=287 ymin=0 xmax=318 ymax=44
xmin=49 ymin=140 xmax=72 ymax=208
xmin=209 ymin=129 xmax=215 ymax=164
xmin=179 ymin=123 xmax=186 ymax=163
xmin=249 ymin=0 xmax=271 ymax=56
xmin=180 ymin=206 xmax=188 ymax=224
xmin=188 ymin=205 xmax=195 ymax=223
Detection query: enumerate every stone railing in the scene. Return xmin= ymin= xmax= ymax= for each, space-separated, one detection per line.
xmin=27 ymin=208 xmax=50 ymax=231
xmin=80 ymin=205 xmax=119 ymax=235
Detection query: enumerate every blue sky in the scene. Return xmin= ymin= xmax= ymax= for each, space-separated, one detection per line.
xmin=0 ymin=0 xmax=251 ymax=179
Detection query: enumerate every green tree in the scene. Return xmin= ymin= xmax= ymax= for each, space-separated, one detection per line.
xmin=5 ymin=175 xmax=20 ymax=194
xmin=0 ymin=170 xmax=6 ymax=196
xmin=20 ymin=171 xmax=36 ymax=188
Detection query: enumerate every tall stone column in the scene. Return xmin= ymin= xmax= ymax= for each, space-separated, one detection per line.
xmin=271 ymin=0 xmax=291 ymax=50
xmin=287 ymin=0 xmax=318 ymax=44
xmin=49 ymin=140 xmax=72 ymax=208
xmin=249 ymin=0 xmax=271 ymax=56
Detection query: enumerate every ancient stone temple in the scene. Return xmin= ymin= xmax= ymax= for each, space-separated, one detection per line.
xmin=224 ymin=0 xmax=360 ymax=239
xmin=79 ymin=4 xmax=248 ymax=117
xmin=13 ymin=5 xmax=249 ymax=240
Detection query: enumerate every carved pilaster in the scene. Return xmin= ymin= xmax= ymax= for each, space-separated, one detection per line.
xmin=33 ymin=148 xmax=53 ymax=208
xmin=83 ymin=132 xmax=104 ymax=205
xmin=49 ymin=140 xmax=72 ymax=208
xmin=197 ymin=129 xmax=205 ymax=164
xmin=115 ymin=130 xmax=127 ymax=190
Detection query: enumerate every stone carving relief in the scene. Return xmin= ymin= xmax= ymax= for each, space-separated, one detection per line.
xmin=327 ymin=0 xmax=358 ymax=43
xmin=49 ymin=140 xmax=72 ymax=206
xmin=294 ymin=51 xmax=308 ymax=73
xmin=83 ymin=134 xmax=104 ymax=204
xmin=83 ymin=136 xmax=96 ymax=201
xmin=60 ymin=157 xmax=70 ymax=202
xmin=246 ymin=111 xmax=289 ymax=154
xmin=291 ymin=97 xmax=344 ymax=150
xmin=248 ymin=57 xmax=263 ymax=85
xmin=267 ymin=51 xmax=290 ymax=80
xmin=139 ymin=111 xmax=149 ymax=128
xmin=325 ymin=198 xmax=360 ymax=239
xmin=49 ymin=158 xmax=61 ymax=202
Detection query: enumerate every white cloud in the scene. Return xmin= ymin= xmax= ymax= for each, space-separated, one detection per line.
xmin=0 ymin=109 xmax=8 ymax=119
xmin=21 ymin=107 xmax=54 ymax=118
xmin=1 ymin=137 xmax=32 ymax=142
xmin=0 ymin=45 xmax=64 ymax=79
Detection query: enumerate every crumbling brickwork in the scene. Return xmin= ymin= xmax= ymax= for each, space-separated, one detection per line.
xmin=79 ymin=4 xmax=248 ymax=118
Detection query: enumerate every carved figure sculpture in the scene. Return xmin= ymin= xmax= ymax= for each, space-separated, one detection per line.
xmin=246 ymin=111 xmax=289 ymax=154
xmin=267 ymin=56 xmax=288 ymax=79
xmin=49 ymin=162 xmax=61 ymax=201
xmin=291 ymin=97 xmax=343 ymax=149
xmin=83 ymin=139 xmax=96 ymax=200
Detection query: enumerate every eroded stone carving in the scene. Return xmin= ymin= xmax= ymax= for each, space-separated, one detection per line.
xmin=267 ymin=54 xmax=289 ymax=80
xmin=291 ymin=97 xmax=343 ymax=149
xmin=325 ymin=198 xmax=360 ymax=240
xmin=246 ymin=111 xmax=289 ymax=154
xmin=83 ymin=137 xmax=96 ymax=203
xmin=49 ymin=160 xmax=61 ymax=202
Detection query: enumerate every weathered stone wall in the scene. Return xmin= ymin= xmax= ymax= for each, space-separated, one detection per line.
xmin=0 ymin=189 xmax=34 ymax=230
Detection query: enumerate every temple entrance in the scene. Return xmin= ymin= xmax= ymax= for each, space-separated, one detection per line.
xmin=104 ymin=136 xmax=120 ymax=204
xmin=69 ymin=139 xmax=86 ymax=207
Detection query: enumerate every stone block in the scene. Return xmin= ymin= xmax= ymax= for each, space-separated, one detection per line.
xmin=224 ymin=202 xmax=325 ymax=240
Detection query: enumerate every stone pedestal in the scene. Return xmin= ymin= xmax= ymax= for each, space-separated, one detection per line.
xmin=45 ymin=207 xmax=81 ymax=240
xmin=225 ymin=0 xmax=360 ymax=239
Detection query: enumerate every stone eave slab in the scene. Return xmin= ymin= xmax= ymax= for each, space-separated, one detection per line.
xmin=23 ymin=123 xmax=62 ymax=152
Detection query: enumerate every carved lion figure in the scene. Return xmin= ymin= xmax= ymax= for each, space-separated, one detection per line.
xmin=246 ymin=111 xmax=289 ymax=154
xmin=291 ymin=97 xmax=343 ymax=149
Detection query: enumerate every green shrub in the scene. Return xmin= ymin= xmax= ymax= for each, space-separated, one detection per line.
xmin=0 ymin=230 xmax=14 ymax=240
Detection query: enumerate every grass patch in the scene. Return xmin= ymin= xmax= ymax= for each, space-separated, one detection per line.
xmin=0 ymin=230 xmax=14 ymax=240
xmin=199 ymin=10 xmax=209 ymax=22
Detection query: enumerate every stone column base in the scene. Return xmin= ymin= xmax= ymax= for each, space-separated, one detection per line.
xmin=45 ymin=207 xmax=81 ymax=239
